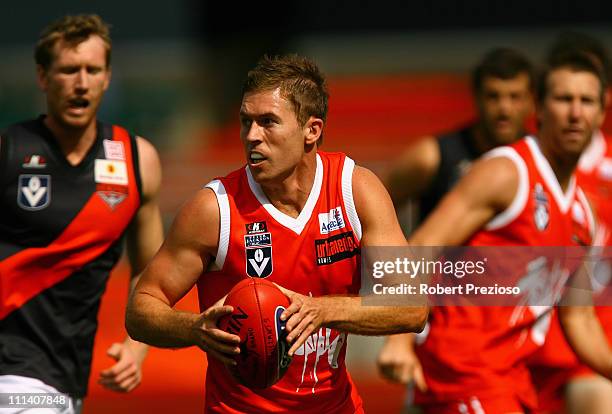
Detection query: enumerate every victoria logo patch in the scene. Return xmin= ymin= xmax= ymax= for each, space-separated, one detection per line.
xmin=18 ymin=174 xmax=51 ymax=210
xmin=245 ymin=231 xmax=273 ymax=278
xmin=533 ymin=183 xmax=549 ymax=231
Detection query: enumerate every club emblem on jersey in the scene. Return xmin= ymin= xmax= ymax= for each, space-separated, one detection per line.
xmin=97 ymin=184 xmax=128 ymax=210
xmin=22 ymin=154 xmax=47 ymax=169
xmin=245 ymin=231 xmax=273 ymax=278
xmin=533 ymin=183 xmax=549 ymax=231
xmin=18 ymin=174 xmax=51 ymax=210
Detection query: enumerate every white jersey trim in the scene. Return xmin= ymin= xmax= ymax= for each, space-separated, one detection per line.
xmin=578 ymin=130 xmax=606 ymax=174
xmin=204 ymin=180 xmax=230 ymax=270
xmin=526 ymin=136 xmax=576 ymax=214
xmin=483 ymin=146 xmax=529 ymax=231
xmin=341 ymin=156 xmax=362 ymax=241
xmin=246 ymin=153 xmax=323 ymax=235
xmin=576 ymin=187 xmax=596 ymax=242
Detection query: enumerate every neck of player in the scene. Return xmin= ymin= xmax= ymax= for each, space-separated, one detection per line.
xmin=538 ymin=133 xmax=578 ymax=191
xmin=44 ymin=114 xmax=98 ymax=166
xmin=260 ymin=151 xmax=317 ymax=219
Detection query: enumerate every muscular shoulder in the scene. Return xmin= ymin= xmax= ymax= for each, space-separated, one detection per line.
xmin=352 ymin=165 xmax=407 ymax=246
xmin=456 ymin=154 xmax=520 ymax=212
xmin=135 ymin=136 xmax=162 ymax=202
xmin=168 ymin=188 xmax=220 ymax=258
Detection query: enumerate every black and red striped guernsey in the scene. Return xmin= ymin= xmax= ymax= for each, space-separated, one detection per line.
xmin=0 ymin=116 xmax=142 ymax=397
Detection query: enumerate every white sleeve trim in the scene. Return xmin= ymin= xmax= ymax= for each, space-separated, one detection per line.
xmin=204 ymin=180 xmax=230 ymax=270
xmin=341 ymin=156 xmax=362 ymax=241
xmin=483 ymin=147 xmax=529 ymax=231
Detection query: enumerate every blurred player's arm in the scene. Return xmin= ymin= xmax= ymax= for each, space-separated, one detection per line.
xmin=377 ymin=333 xmax=427 ymax=390
xmin=559 ymin=260 xmax=612 ymax=380
xmin=99 ymin=137 xmax=164 ymax=392
xmin=386 ymin=136 xmax=439 ymax=206
xmin=280 ymin=166 xmax=430 ymax=356
xmin=377 ymin=155 xmax=518 ymax=383
xmin=125 ymin=188 xmax=240 ymax=366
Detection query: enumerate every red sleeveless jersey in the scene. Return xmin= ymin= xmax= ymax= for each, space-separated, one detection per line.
xmin=415 ymin=136 xmax=594 ymax=408
xmin=197 ymin=152 xmax=364 ymax=413
xmin=528 ymin=131 xmax=612 ymax=410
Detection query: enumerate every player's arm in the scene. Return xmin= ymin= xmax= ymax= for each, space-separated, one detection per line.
xmin=99 ymin=137 xmax=164 ymax=392
xmin=559 ymin=260 xmax=612 ymax=379
xmin=376 ymin=155 xmax=519 ymax=383
xmin=409 ymin=155 xmax=517 ymax=246
xmin=280 ymin=166 xmax=430 ymax=355
xmin=559 ymin=306 xmax=612 ymax=379
xmin=125 ymin=188 xmax=240 ymax=366
xmin=386 ymin=135 xmax=439 ymax=206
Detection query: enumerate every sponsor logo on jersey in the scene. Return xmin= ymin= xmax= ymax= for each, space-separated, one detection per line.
xmin=245 ymin=231 xmax=273 ymax=277
xmin=96 ymin=184 xmax=128 ymax=210
xmin=246 ymin=221 xmax=267 ymax=234
xmin=533 ymin=183 xmax=549 ymax=231
xmin=314 ymin=231 xmax=359 ymax=266
xmin=103 ymin=139 xmax=126 ymax=160
xmin=18 ymin=174 xmax=51 ymax=210
xmin=22 ymin=154 xmax=47 ymax=169
xmin=318 ymin=206 xmax=346 ymax=235
xmin=94 ymin=159 xmax=128 ymax=186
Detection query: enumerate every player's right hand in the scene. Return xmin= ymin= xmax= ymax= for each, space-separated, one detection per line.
xmin=377 ymin=334 xmax=427 ymax=391
xmin=191 ymin=296 xmax=241 ymax=367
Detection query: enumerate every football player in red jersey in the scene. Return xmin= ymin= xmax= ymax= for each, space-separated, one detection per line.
xmin=527 ymin=31 xmax=612 ymax=414
xmin=377 ymin=52 xmax=612 ymax=414
xmin=126 ymin=54 xmax=428 ymax=413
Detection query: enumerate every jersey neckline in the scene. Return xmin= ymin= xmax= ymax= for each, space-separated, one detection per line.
xmin=245 ymin=153 xmax=323 ymax=235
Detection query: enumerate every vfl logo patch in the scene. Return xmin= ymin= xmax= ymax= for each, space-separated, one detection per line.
xmin=533 ymin=183 xmax=549 ymax=231
xmin=245 ymin=231 xmax=273 ymax=278
xmin=315 ymin=231 xmax=359 ymax=266
xmin=246 ymin=221 xmax=267 ymax=234
xmin=318 ymin=207 xmax=346 ymax=234
xmin=18 ymin=174 xmax=51 ymax=210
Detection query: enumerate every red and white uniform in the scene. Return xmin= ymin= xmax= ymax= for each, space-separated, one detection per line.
xmin=529 ymin=130 xmax=612 ymax=413
xmin=198 ymin=152 xmax=364 ymax=413
xmin=414 ymin=136 xmax=594 ymax=413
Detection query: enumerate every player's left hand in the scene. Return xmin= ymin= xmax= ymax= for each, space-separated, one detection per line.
xmin=276 ymin=285 xmax=327 ymax=356
xmin=98 ymin=339 xmax=147 ymax=392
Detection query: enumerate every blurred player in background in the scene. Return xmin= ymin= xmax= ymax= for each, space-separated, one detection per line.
xmin=386 ymin=48 xmax=534 ymax=232
xmin=379 ymin=47 xmax=535 ymax=404
xmin=528 ymin=31 xmax=612 ymax=414
xmin=0 ymin=14 xmax=163 ymax=413
xmin=126 ymin=54 xmax=428 ymax=413
xmin=378 ymin=52 xmax=612 ymax=413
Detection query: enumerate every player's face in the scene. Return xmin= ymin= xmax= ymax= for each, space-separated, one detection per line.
xmin=37 ymin=35 xmax=110 ymax=130
xmin=538 ymin=68 xmax=604 ymax=162
xmin=476 ymin=73 xmax=533 ymax=145
xmin=240 ymin=88 xmax=309 ymax=183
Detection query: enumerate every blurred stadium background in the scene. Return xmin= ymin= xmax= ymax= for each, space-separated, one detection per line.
xmin=1 ymin=1 xmax=611 ymax=412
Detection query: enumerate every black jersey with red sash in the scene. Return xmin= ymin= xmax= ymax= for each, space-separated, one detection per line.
xmin=0 ymin=116 xmax=142 ymax=396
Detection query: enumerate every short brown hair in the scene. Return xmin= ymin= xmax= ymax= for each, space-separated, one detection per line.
xmin=538 ymin=51 xmax=607 ymax=108
xmin=472 ymin=48 xmax=534 ymax=94
xmin=243 ymin=54 xmax=329 ymax=143
xmin=35 ymin=14 xmax=112 ymax=70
